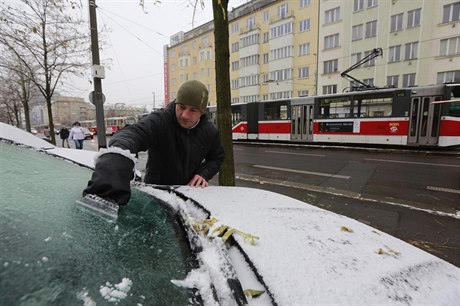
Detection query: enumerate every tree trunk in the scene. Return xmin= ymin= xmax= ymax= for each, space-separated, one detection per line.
xmin=212 ymin=0 xmax=235 ymax=186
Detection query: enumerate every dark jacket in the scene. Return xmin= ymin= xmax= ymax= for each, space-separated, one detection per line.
xmin=84 ymin=102 xmax=224 ymax=205
xmin=59 ymin=127 xmax=69 ymax=139
xmin=110 ymin=102 xmax=224 ymax=185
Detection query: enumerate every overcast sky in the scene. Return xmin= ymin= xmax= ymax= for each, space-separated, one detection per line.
xmin=66 ymin=0 xmax=245 ymax=111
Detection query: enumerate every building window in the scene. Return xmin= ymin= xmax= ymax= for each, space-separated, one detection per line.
xmin=232 ymin=23 xmax=239 ymax=33
xmin=231 ymin=79 xmax=239 ymax=89
xmin=325 ymin=7 xmax=340 ymax=24
xmin=407 ymin=8 xmax=421 ymax=28
xmin=271 ymin=46 xmax=293 ymax=60
xmin=363 ymin=78 xmax=374 ymax=86
xmin=263 ymin=53 xmax=269 ymax=64
xmin=323 ymin=59 xmax=338 ymax=74
xmin=298 ymin=90 xmax=309 ymax=96
xmin=240 ymin=55 xmax=259 ymax=67
xmin=368 ymin=0 xmax=378 ymax=8
xmin=402 ymin=73 xmax=416 ymax=87
xmin=179 ymin=57 xmax=189 ymax=67
xmin=365 ymin=20 xmax=377 ymax=38
xmin=442 ymin=2 xmax=460 ymax=23
xmin=440 ymin=36 xmax=460 ymax=56
xmin=390 ymin=13 xmax=403 ymax=32
xmin=270 ymin=68 xmax=292 ymax=81
xmin=363 ymin=50 xmax=376 ymax=66
xmin=404 ymin=42 xmax=418 ymax=60
xmin=387 ymin=75 xmax=399 ymax=87
xmin=240 ymin=75 xmax=259 ymax=87
xmin=231 ymin=42 xmax=239 ymax=53
xmin=202 ymin=37 xmax=209 ymax=47
xmin=263 ymin=10 xmax=269 ymax=22
xmin=299 ymin=43 xmax=310 ymax=56
xmin=388 ymin=45 xmax=401 ymax=62
xmin=437 ymin=70 xmax=460 ymax=84
xmin=271 ymin=22 xmax=293 ymax=38
xmin=351 ymin=52 xmax=362 ymax=65
xmin=298 ymin=67 xmax=309 ymax=78
xmin=324 ymin=33 xmax=339 ymax=49
xmin=353 ymin=0 xmax=364 ymax=12
xmin=352 ymin=24 xmax=363 ymax=41
xmin=299 ymin=19 xmax=311 ymax=32
xmin=240 ymin=33 xmax=259 ymax=48
xmin=278 ymin=3 xmax=289 ymax=18
xmin=322 ymin=85 xmax=337 ymax=94
xmin=300 ymin=0 xmax=311 ymax=8
xmin=231 ymin=61 xmax=239 ymax=71
xmin=247 ymin=16 xmax=256 ymax=30
xmin=263 ymin=32 xmax=269 ymax=43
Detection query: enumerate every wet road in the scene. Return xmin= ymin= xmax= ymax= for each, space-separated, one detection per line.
xmin=82 ymin=138 xmax=460 ymax=267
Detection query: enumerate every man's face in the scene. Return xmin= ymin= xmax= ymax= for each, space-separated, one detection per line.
xmin=175 ymin=103 xmax=202 ymax=129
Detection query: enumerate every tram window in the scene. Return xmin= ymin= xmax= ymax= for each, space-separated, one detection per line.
xmin=263 ymin=102 xmax=288 ymax=120
xmin=319 ymin=97 xmax=352 ymax=119
xmin=448 ymin=102 xmax=460 ymax=117
xmin=359 ymin=97 xmax=393 ymax=117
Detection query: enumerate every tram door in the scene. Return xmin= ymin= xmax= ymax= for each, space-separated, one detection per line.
xmin=291 ymin=104 xmax=314 ymax=141
xmin=408 ymin=96 xmax=442 ymax=145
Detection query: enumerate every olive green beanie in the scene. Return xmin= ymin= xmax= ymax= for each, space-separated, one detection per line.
xmin=176 ymin=80 xmax=209 ymax=113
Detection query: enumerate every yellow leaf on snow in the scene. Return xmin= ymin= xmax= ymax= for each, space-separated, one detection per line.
xmin=340 ymin=226 xmax=353 ymax=233
xmin=243 ymin=289 xmax=265 ymax=298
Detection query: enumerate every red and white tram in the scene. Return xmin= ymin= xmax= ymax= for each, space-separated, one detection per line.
xmin=208 ymin=83 xmax=460 ymax=147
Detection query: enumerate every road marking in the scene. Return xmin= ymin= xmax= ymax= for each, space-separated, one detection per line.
xmin=253 ymin=165 xmax=350 ymax=179
xmin=265 ymin=150 xmax=325 ymax=157
xmin=235 ymin=173 xmax=460 ymax=220
xmin=365 ymin=158 xmax=460 ymax=168
xmin=427 ymin=186 xmax=460 ymax=194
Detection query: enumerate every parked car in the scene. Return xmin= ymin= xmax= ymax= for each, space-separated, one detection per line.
xmin=1 ymin=122 xmax=459 ymax=306
xmin=81 ymin=127 xmax=94 ymax=140
xmin=30 ymin=128 xmax=37 ymax=135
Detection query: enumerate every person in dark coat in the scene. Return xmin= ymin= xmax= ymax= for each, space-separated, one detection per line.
xmin=83 ymin=80 xmax=225 ymax=205
xmin=59 ymin=125 xmax=70 ymax=148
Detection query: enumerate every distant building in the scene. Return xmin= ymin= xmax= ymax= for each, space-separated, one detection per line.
xmin=52 ymin=96 xmax=95 ymax=126
xmin=165 ymin=0 xmax=460 ymax=105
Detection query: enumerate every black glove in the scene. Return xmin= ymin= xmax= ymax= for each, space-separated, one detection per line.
xmin=83 ymin=153 xmax=135 ymax=205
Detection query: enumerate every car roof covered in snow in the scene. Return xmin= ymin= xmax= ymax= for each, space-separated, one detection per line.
xmin=2 ymin=122 xmax=459 ymax=305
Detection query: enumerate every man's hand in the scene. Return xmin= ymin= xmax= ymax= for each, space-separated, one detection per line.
xmin=188 ymin=174 xmax=208 ymax=187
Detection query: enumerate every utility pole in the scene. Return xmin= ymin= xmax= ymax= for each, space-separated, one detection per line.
xmin=152 ymin=92 xmax=156 ymax=111
xmin=89 ymin=0 xmax=107 ymax=148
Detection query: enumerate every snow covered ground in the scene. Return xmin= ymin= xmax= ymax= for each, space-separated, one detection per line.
xmin=1 ymin=122 xmax=459 ymax=305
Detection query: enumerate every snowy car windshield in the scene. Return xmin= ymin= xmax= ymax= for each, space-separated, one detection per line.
xmin=0 ymin=142 xmax=193 ymax=305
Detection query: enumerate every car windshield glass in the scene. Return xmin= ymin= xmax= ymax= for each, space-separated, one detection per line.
xmin=0 ymin=143 xmax=192 ymax=305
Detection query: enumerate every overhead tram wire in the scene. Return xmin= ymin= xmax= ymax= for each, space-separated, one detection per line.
xmin=98 ymin=11 xmax=133 ymax=100
xmin=97 ymin=6 xmax=166 ymax=57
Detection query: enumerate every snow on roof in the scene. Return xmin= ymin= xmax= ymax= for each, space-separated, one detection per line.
xmin=145 ymin=185 xmax=460 ymax=305
xmin=0 ymin=122 xmax=96 ymax=168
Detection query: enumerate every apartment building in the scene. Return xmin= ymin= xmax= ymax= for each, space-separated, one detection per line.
xmin=165 ymin=0 xmax=460 ymax=106
xmin=52 ymin=96 xmax=95 ymax=126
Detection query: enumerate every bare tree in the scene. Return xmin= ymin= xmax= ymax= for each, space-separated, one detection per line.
xmin=212 ymin=0 xmax=235 ymax=186
xmin=0 ymin=54 xmax=34 ymax=132
xmin=0 ymin=0 xmax=90 ymax=144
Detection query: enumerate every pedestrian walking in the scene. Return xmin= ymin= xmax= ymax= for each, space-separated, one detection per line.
xmin=83 ymin=80 xmax=225 ymax=206
xmin=69 ymin=122 xmax=85 ymax=150
xmin=59 ymin=125 xmax=70 ymax=148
